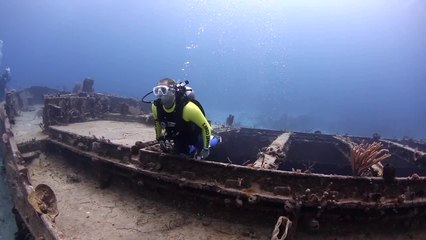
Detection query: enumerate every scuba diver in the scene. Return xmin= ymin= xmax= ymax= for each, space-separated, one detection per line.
xmin=0 ymin=67 xmax=11 ymax=101
xmin=144 ymin=78 xmax=220 ymax=159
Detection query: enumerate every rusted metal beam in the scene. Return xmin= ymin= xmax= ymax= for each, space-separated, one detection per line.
xmin=381 ymin=139 xmax=426 ymax=164
xmin=1 ymin=115 xmax=65 ymax=240
xmin=253 ymin=132 xmax=292 ymax=169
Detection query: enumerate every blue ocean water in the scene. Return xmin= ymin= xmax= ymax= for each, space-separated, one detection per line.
xmin=0 ymin=0 xmax=425 ymax=235
xmin=0 ymin=0 xmax=425 ymax=138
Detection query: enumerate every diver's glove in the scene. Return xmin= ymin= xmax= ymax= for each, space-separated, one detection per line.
xmin=158 ymin=137 xmax=172 ymax=152
xmin=199 ymin=148 xmax=210 ymax=160
xmin=210 ymin=135 xmax=222 ymax=147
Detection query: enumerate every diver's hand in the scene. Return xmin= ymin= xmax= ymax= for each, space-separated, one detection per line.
xmin=199 ymin=148 xmax=210 ymax=160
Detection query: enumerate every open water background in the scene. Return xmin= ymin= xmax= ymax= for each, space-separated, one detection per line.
xmin=0 ymin=0 xmax=425 ymax=138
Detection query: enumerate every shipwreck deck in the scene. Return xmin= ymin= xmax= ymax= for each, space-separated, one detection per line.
xmin=4 ymin=89 xmax=426 ymax=240
xmin=12 ymin=107 xmax=155 ymax=146
xmin=15 ymin=110 xmax=426 ymax=240
xmin=13 ymin=108 xmax=273 ymax=240
xmin=27 ymin=152 xmax=270 ymax=240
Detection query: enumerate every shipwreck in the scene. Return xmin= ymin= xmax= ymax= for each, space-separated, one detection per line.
xmin=1 ymin=85 xmax=426 ymax=239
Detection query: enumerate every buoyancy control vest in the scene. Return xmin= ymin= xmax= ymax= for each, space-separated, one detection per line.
xmin=154 ymin=95 xmax=206 ymax=142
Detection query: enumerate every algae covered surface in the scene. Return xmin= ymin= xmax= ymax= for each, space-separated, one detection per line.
xmin=0 ymin=154 xmax=17 ymax=239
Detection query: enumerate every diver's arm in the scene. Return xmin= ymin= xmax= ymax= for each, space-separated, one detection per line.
xmin=182 ymin=102 xmax=211 ymax=149
xmin=151 ymin=103 xmax=162 ymax=140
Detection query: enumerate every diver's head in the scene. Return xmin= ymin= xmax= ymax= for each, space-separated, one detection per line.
xmin=5 ymin=67 xmax=10 ymax=73
xmin=153 ymin=78 xmax=176 ymax=109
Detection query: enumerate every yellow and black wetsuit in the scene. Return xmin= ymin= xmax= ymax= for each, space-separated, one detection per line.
xmin=151 ymin=98 xmax=211 ymax=154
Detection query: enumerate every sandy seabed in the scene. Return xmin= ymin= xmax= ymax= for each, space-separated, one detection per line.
xmin=27 ymin=152 xmax=271 ymax=240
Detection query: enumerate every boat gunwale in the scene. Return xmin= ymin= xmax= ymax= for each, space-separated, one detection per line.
xmin=47 ymin=138 xmax=426 ymax=211
xmin=46 ymin=123 xmax=426 ymax=181
xmin=44 ymin=125 xmax=426 ymax=213
xmin=1 ymin=110 xmax=65 ymax=240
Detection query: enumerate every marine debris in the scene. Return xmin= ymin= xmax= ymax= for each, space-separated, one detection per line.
xmin=349 ymin=140 xmax=391 ymax=176
xmin=271 ymin=216 xmax=292 ymax=240
xmin=82 ymin=77 xmax=94 ymax=93
xmin=72 ymin=83 xmax=81 ymax=94
xmin=27 ymin=184 xmax=59 ymax=222
xmin=226 ymin=114 xmax=234 ymax=126
xmin=120 ymin=102 xmax=130 ymax=116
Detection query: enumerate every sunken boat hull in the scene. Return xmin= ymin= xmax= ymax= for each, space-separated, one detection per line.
xmin=2 ymin=87 xmax=426 ymax=239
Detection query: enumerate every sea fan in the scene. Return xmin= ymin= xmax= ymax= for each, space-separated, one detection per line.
xmin=349 ymin=141 xmax=391 ymax=176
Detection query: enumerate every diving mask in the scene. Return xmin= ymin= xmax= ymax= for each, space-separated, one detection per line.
xmin=153 ymin=85 xmax=175 ymax=97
